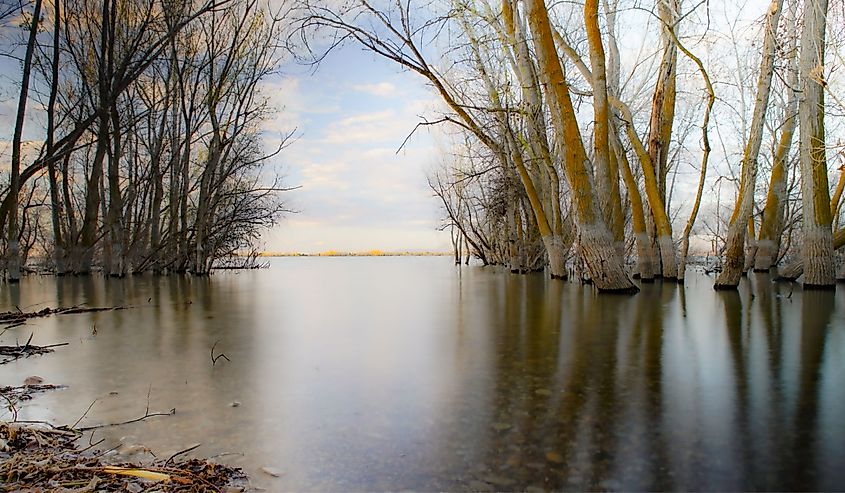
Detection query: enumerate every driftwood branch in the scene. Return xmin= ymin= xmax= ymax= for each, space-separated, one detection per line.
xmin=0 ymin=305 xmax=127 ymax=327
xmin=0 ymin=336 xmax=69 ymax=364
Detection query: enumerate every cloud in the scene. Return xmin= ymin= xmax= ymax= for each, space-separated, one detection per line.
xmin=259 ymin=55 xmax=450 ymax=253
xmin=352 ymin=82 xmax=398 ymax=97
xmin=319 ymin=109 xmax=413 ymax=145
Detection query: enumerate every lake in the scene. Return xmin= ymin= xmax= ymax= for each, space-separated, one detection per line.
xmin=2 ymin=257 xmax=844 ymax=490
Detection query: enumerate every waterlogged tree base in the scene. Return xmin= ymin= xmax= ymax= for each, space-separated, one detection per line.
xmin=774 ymin=262 xmax=801 ymax=282
xmin=579 ymin=225 xmax=638 ymax=293
xmin=543 ymin=234 xmax=569 ymax=280
xmin=713 ymin=282 xmax=740 ymax=291
xmin=754 ymin=240 xmax=778 ymax=272
xmin=803 ymin=283 xmax=836 ymax=290
xmin=657 ymin=235 xmax=677 ymax=281
xmin=801 ymin=227 xmax=835 ymax=287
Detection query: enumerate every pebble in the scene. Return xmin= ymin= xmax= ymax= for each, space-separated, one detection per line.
xmin=230 ymin=401 xmax=241 ymax=407
xmin=545 ymin=451 xmax=564 ymax=463
xmin=260 ymin=466 xmax=284 ymax=477
xmin=23 ymin=376 xmax=44 ymax=386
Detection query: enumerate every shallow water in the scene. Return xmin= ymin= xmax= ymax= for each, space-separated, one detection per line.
xmin=1 ymin=257 xmax=844 ymax=491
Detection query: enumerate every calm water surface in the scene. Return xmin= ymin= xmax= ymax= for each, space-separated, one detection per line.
xmin=1 ymin=257 xmax=844 ymax=491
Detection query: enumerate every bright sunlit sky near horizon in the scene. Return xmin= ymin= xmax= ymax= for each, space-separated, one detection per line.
xmin=259 ymin=46 xmax=452 ymax=254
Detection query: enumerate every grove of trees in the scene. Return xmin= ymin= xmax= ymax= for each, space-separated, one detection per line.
xmin=0 ymin=0 xmax=292 ymax=280
xmin=3 ymin=0 xmax=845 ymax=294
xmin=297 ymin=0 xmax=844 ymax=291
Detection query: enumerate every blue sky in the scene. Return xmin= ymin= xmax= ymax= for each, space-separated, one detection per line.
xmin=260 ymin=45 xmax=452 ymax=253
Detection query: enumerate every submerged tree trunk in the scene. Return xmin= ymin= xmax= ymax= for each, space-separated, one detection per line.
xmin=5 ymin=0 xmax=42 ymax=281
xmin=615 ymin=102 xmax=676 ymax=279
xmin=755 ymin=113 xmax=797 ymax=271
xmin=644 ymin=0 xmax=678 ymax=277
xmin=46 ymin=0 xmax=65 ymax=274
xmin=611 ymin=131 xmax=653 ymax=280
xmin=776 ymin=229 xmax=845 ymax=281
xmin=797 ymin=0 xmax=833 ymax=288
xmin=715 ymin=0 xmax=783 ymax=288
xmin=525 ymin=0 xmax=636 ymax=292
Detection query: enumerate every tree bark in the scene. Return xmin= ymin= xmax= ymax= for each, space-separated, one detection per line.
xmin=797 ymin=0 xmax=834 ymax=287
xmin=715 ymin=0 xmax=783 ymax=288
xmin=524 ymin=0 xmax=636 ymax=292
xmin=5 ymin=0 xmax=42 ymax=281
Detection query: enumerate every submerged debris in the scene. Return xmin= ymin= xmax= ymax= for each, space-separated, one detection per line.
xmin=0 ymin=339 xmax=69 ymax=365
xmin=0 ymin=421 xmax=247 ymax=492
xmin=0 ymin=305 xmax=126 ymax=327
xmin=1 ymin=384 xmax=65 ymax=404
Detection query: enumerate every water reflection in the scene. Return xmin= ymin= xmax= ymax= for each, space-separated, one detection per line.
xmin=1 ymin=259 xmax=844 ymax=491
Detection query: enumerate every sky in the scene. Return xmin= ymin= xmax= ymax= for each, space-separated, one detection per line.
xmin=259 ymin=47 xmax=453 ymax=254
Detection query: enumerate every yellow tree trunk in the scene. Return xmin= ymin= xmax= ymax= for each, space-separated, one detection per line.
xmin=672 ymin=28 xmax=715 ymax=280
xmin=584 ymin=0 xmax=620 ymax=238
xmin=498 ymin=0 xmax=572 ymax=276
xmin=611 ymin=129 xmax=653 ymax=280
xmin=460 ymin=12 xmax=569 ymax=279
xmin=755 ymin=119 xmax=796 ymax=270
xmin=524 ymin=0 xmax=636 ymax=292
xmin=613 ymin=101 xmax=677 ymax=279
xmin=603 ymin=0 xmax=625 ymax=253
xmin=645 ymin=0 xmax=678 ymax=276
xmin=715 ymin=0 xmax=784 ymax=288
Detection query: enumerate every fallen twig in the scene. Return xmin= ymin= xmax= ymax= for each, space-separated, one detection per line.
xmin=165 ymin=443 xmax=202 ymax=466
xmin=76 ymin=407 xmax=177 ymax=432
xmin=211 ymin=340 xmax=231 ymax=366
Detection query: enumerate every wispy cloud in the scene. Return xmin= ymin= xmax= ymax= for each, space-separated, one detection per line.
xmin=352 ymin=82 xmax=398 ymax=97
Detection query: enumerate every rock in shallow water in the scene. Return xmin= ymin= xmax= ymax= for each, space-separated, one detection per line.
xmin=23 ymin=376 xmax=44 ymax=386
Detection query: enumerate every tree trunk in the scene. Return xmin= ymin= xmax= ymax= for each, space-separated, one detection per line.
xmin=776 ymin=229 xmax=845 ymax=281
xmin=585 ymin=0 xmax=616 ymax=232
xmin=107 ymin=105 xmax=126 ymax=276
xmin=674 ymin=36 xmax=715 ymax=281
xmin=615 ymin=102 xmax=676 ymax=279
xmin=715 ymin=0 xmax=783 ymax=288
xmin=611 ymin=129 xmax=653 ymax=280
xmin=755 ymin=113 xmax=795 ymax=270
xmin=5 ymin=0 xmax=42 ymax=281
xmin=797 ymin=0 xmax=833 ymax=287
xmin=524 ymin=0 xmax=636 ymax=292
xmin=46 ymin=0 xmax=65 ymax=274
xmin=77 ymin=118 xmax=109 ymax=274
xmin=645 ymin=0 xmax=678 ymax=276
